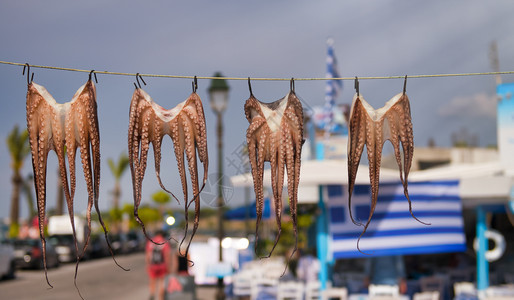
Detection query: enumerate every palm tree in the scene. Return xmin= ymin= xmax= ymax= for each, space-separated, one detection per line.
xmin=55 ymin=167 xmax=65 ymax=215
xmin=7 ymin=125 xmax=30 ymax=237
xmin=107 ymin=153 xmax=129 ymax=210
xmin=21 ymin=174 xmax=36 ymax=220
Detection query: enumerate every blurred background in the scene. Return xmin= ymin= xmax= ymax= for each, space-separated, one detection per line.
xmin=0 ymin=1 xmax=513 ymax=299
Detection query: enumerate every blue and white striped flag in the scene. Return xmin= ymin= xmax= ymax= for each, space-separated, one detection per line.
xmin=324 ymin=38 xmax=343 ymax=133
xmin=327 ymin=180 xmax=466 ymax=258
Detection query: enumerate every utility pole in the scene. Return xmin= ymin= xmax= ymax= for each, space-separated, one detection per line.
xmin=489 ymin=40 xmax=501 ymax=86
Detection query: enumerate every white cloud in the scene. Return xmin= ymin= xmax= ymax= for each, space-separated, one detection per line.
xmin=438 ymin=93 xmax=497 ymax=118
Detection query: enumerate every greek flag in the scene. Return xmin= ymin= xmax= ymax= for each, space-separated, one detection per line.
xmin=327 ymin=180 xmax=466 ymax=258
xmin=324 ymin=38 xmax=343 ymax=133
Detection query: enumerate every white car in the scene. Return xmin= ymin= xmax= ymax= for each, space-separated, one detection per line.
xmin=0 ymin=239 xmax=15 ymax=279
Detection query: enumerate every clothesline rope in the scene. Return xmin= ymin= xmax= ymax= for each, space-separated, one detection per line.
xmin=2 ymin=60 xmax=514 ymax=81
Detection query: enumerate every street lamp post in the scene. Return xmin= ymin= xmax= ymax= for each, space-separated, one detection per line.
xmin=208 ymin=72 xmax=229 ymax=300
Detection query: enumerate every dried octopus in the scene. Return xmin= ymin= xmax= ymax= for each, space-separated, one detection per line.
xmin=128 ymin=76 xmax=208 ymax=255
xmin=25 ymin=67 xmax=123 ymax=291
xmin=244 ymin=79 xmax=303 ymax=258
xmin=347 ymin=77 xmax=427 ymax=251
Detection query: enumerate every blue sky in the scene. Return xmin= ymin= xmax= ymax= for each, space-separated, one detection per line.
xmin=1 ymin=1 xmax=513 ymax=220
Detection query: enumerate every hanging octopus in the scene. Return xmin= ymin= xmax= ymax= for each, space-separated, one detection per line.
xmin=347 ymin=77 xmax=427 ymax=251
xmin=128 ymin=76 xmax=208 ymax=255
xmin=25 ymin=67 xmax=123 ymax=292
xmin=244 ymin=79 xmax=304 ymax=258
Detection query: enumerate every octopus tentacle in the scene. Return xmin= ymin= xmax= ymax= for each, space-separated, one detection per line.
xmin=183 ymin=100 xmax=209 ymax=252
xmin=186 ymin=100 xmax=207 ymax=164
xmin=65 ymin=142 xmax=81 ymax=264
xmin=266 ymin=127 xmax=285 ymax=258
xmin=63 ymin=103 xmax=80 ymax=258
xmin=285 ymin=129 xmax=299 ymax=261
xmin=137 ymin=110 xmax=152 ymax=202
xmin=86 ymin=82 xmax=125 ymax=271
xmin=62 ymin=100 xmax=83 ymax=292
xmin=128 ymin=91 xmax=141 ymax=209
xmin=76 ymin=97 xmax=94 ymax=258
xmin=356 ymin=124 xmax=383 ymax=253
xmin=244 ymin=97 xmax=266 ymax=253
xmin=246 ymin=130 xmax=264 ymax=254
xmin=284 ymin=99 xmax=303 ymax=263
xmin=179 ymin=114 xmax=200 ymax=256
xmin=255 ymin=126 xmax=268 ymax=252
xmin=53 ymin=106 xmax=83 ymax=281
xmin=187 ymin=95 xmax=209 ymax=197
xmin=77 ymin=139 xmax=94 ymax=293
xmin=347 ymin=97 xmax=368 ymax=227
xmin=285 ymin=101 xmax=303 ymax=254
xmin=152 ymin=129 xmax=180 ymax=203
xmin=25 ymin=84 xmax=56 ymax=288
xmin=171 ymin=117 xmax=190 ymax=249
xmin=37 ymin=115 xmax=52 ymax=287
xmin=85 ymin=81 xmax=102 ymax=219
xmin=388 ymin=96 xmax=428 ymax=225
xmin=86 ymin=89 xmax=126 ymax=270
xmin=130 ymin=96 xmax=156 ymax=243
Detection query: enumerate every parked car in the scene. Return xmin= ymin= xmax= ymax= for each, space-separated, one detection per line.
xmin=126 ymin=231 xmax=145 ymax=253
xmin=47 ymin=234 xmax=89 ymax=263
xmin=12 ymin=238 xmax=59 ymax=269
xmin=0 ymin=239 xmax=15 ymax=279
xmin=110 ymin=233 xmax=129 ymax=255
xmin=89 ymin=234 xmax=110 ymax=259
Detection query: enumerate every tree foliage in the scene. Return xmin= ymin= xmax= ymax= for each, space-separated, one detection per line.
xmin=7 ymin=125 xmax=29 ymax=171
xmin=151 ymin=190 xmax=171 ymax=205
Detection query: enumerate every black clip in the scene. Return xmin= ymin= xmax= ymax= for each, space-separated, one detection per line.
xmin=192 ymin=76 xmax=198 ymax=93
xmin=248 ymin=77 xmax=253 ymax=96
xmin=134 ymin=73 xmax=146 ymax=89
xmin=290 ymin=77 xmax=295 ymax=93
xmin=403 ymin=75 xmax=407 ymax=95
xmin=89 ymin=70 xmax=98 ymax=83
xmin=354 ymin=76 xmax=359 ymax=97
xmin=22 ymin=63 xmax=34 ymax=85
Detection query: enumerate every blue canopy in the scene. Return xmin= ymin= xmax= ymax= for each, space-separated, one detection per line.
xmin=224 ymin=198 xmax=271 ymax=220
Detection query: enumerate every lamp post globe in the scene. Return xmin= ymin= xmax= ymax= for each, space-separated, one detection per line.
xmin=208 ymin=72 xmax=229 ymax=114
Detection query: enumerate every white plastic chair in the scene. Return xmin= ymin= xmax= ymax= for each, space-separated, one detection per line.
xmin=233 ymin=271 xmax=253 ymax=298
xmin=484 ymin=284 xmax=514 ymax=299
xmin=321 ymin=287 xmax=348 ymax=300
xmin=277 ymin=281 xmax=304 ymax=300
xmin=250 ymin=277 xmax=278 ymax=300
xmin=420 ymin=276 xmax=444 ymax=300
xmin=369 ymin=284 xmax=400 ymax=299
xmin=453 ymin=281 xmax=476 ymax=297
xmin=413 ymin=291 xmax=439 ymax=300
xmin=263 ymin=263 xmax=288 ymax=280
xmin=305 ymin=280 xmax=322 ymax=300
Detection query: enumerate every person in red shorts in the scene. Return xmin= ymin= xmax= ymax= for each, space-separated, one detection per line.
xmin=146 ymin=230 xmax=172 ymax=300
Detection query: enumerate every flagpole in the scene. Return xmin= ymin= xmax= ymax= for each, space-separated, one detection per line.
xmin=323 ymin=37 xmax=343 ymax=136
